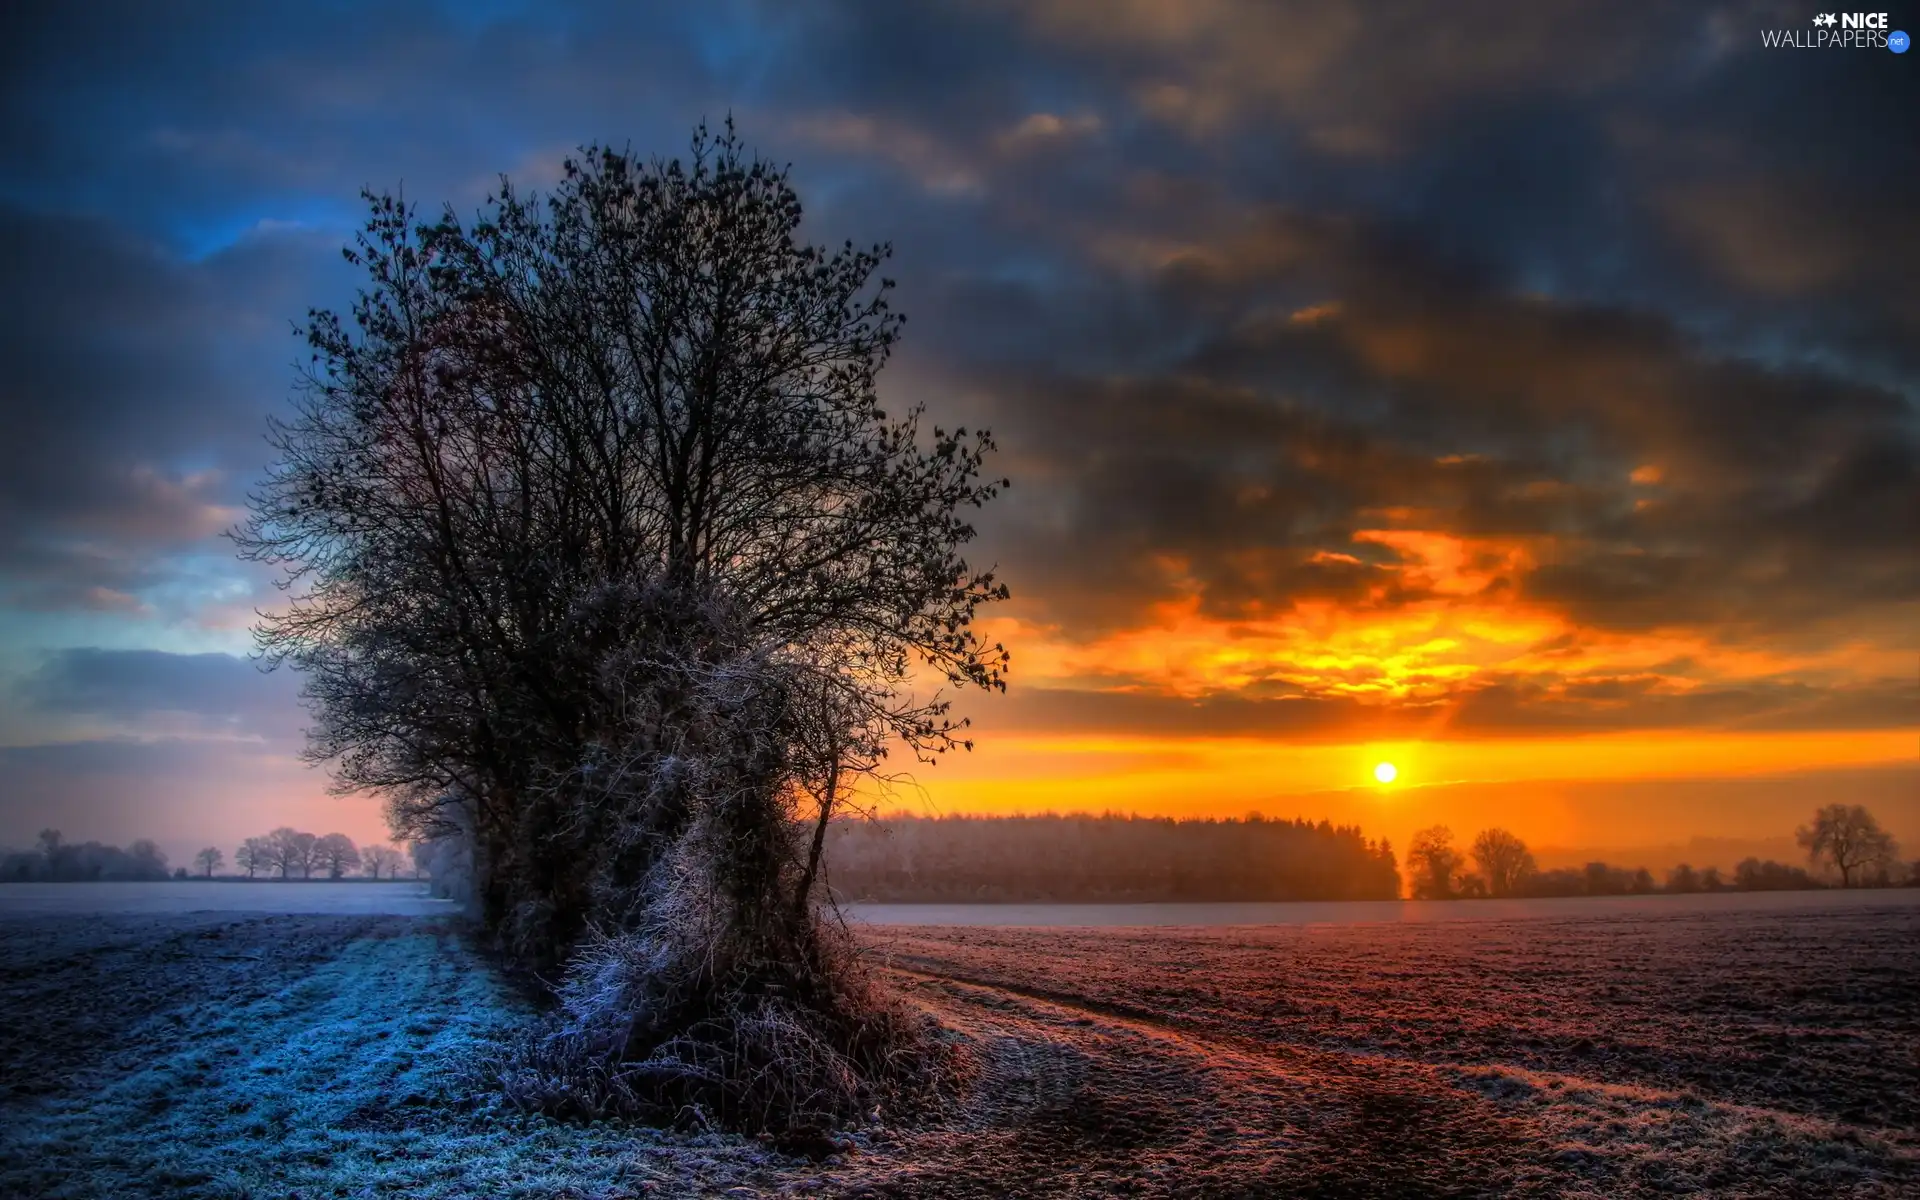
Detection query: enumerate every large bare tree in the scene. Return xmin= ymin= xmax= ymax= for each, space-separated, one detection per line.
xmin=265 ymin=827 xmax=317 ymax=880
xmin=234 ymin=122 xmax=1008 ymax=972
xmin=315 ymin=833 xmax=362 ymax=880
xmin=1797 ymin=804 xmax=1899 ymax=887
xmin=235 ymin=837 xmax=267 ymax=878
xmin=1407 ymin=826 xmax=1464 ymax=900
xmin=1470 ymin=828 xmax=1537 ymax=898
xmin=193 ymin=846 xmax=224 ymax=878
xmin=361 ymin=845 xmax=406 ymax=879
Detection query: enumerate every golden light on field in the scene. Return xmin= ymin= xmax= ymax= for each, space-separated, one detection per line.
xmin=1373 ymin=761 xmax=1398 ymax=785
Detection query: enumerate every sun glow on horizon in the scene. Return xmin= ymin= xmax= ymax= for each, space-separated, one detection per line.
xmin=1373 ymin=761 xmax=1398 ymax=784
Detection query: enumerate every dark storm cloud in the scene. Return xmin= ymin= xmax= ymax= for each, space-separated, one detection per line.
xmin=0 ymin=206 xmax=353 ymax=608
xmin=964 ymin=233 xmax=1918 ymax=637
xmin=0 ymin=0 xmax=888 ymax=617
xmin=20 ymin=649 xmax=306 ymax=743
xmin=1621 ymin=18 xmax=1920 ymax=371
xmin=977 ymin=0 xmax=1918 ymax=350
xmin=0 ymin=0 xmax=738 ymax=241
xmin=717 ymin=4 xmax=1919 ymax=652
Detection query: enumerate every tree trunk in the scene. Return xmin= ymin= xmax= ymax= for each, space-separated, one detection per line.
xmin=795 ymin=753 xmax=839 ymax=915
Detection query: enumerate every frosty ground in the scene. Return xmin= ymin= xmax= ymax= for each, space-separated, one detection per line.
xmin=2 ymin=890 xmax=1915 ymax=1197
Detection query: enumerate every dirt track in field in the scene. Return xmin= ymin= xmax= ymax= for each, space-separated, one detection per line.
xmin=833 ymin=908 xmax=1920 ymax=1198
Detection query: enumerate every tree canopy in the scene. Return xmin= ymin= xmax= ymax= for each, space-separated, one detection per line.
xmin=234 ymin=122 xmax=1010 ymax=1103
xmin=1797 ymin=803 xmax=1900 ymax=887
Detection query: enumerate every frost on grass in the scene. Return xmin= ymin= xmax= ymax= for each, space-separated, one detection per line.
xmin=845 ymin=903 xmax=1920 ymax=1196
xmin=0 ymin=916 xmax=794 ymax=1198
xmin=494 ymin=790 xmax=952 ymax=1134
xmin=6 ymin=899 xmax=1916 ymax=1197
xmin=1447 ymin=1065 xmax=1915 ymax=1197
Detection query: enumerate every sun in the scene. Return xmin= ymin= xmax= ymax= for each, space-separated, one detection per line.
xmin=1373 ymin=761 xmax=1398 ymax=785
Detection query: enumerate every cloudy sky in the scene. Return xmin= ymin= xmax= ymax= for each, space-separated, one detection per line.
xmin=2 ymin=0 xmax=1915 ymax=867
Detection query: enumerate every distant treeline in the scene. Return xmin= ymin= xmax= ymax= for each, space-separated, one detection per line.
xmin=228 ymin=828 xmax=412 ymax=880
xmin=822 ymin=812 xmax=1402 ymax=902
xmin=1408 ymin=805 xmax=1912 ymax=901
xmin=1516 ymin=858 xmax=1828 ymax=897
xmin=1 ymin=828 xmax=416 ymax=883
xmin=0 ymin=831 xmax=171 ymax=882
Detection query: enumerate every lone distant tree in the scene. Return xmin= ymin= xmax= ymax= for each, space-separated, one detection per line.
xmin=1407 ymin=826 xmax=1464 ymax=899
xmin=315 ymin=833 xmax=361 ymax=880
xmin=233 ymin=123 xmax=1008 ymax=1127
xmin=193 ymin=847 xmax=224 ymax=878
xmin=1470 ymin=828 xmax=1536 ymax=898
xmin=1797 ymin=804 xmax=1899 ymax=888
xmin=1666 ymin=863 xmax=1700 ymax=893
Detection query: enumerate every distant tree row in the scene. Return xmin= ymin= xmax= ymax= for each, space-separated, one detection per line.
xmin=823 ymin=812 xmax=1402 ymax=902
xmin=228 ymin=829 xmax=411 ymax=880
xmin=1405 ymin=804 xmax=1910 ymax=900
xmin=0 ymin=828 xmax=416 ymax=883
xmin=0 ymin=830 xmax=171 ymax=882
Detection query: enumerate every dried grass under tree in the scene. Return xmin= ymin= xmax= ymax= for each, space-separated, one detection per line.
xmin=233 ymin=121 xmax=1007 ymax=1131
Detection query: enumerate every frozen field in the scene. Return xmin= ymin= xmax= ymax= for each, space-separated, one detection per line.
xmin=1 ymin=892 xmax=1914 ymax=1197
xmin=0 ymin=880 xmax=455 ymax=917
xmin=5 ymin=880 xmax=1914 ymax=925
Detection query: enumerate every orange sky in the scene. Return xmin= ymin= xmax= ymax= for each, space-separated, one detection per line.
xmin=888 ymin=726 xmax=1917 ymax=861
xmin=874 ymin=517 xmax=1918 ymax=861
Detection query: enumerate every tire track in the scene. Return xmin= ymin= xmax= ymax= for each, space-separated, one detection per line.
xmin=832 ymin=961 xmax=1556 ymax=1198
xmin=839 ymin=939 xmax=1919 ymax=1198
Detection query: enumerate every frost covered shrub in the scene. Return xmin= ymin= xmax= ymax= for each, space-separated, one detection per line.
xmin=496 ymin=637 xmax=947 ymax=1130
xmin=499 ymin=903 xmax=945 ymax=1130
xmin=411 ymin=820 xmax=478 ymax=915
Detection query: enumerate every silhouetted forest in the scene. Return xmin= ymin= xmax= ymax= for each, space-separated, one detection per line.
xmin=1502 ymin=856 xmax=1879 ymax=896
xmin=816 ymin=807 xmax=1916 ymax=905
xmin=823 ymin=813 xmax=1401 ymax=902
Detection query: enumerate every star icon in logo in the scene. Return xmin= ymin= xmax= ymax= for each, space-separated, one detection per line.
xmin=1812 ymin=12 xmax=1837 ymax=26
